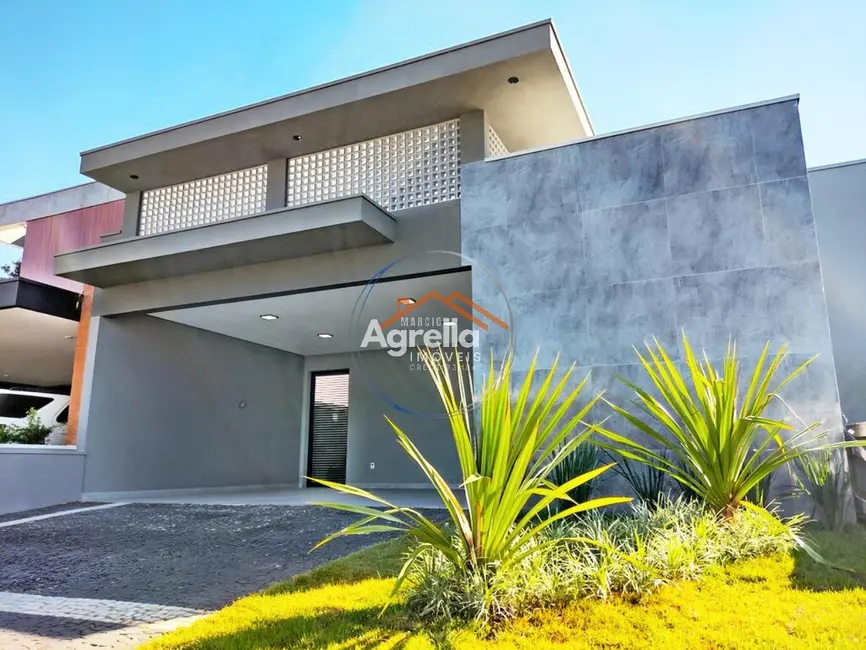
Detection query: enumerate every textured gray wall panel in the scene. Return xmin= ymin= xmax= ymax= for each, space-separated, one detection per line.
xmin=463 ymin=98 xmax=840 ymax=444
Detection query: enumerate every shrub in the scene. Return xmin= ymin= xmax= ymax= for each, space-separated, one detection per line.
xmin=312 ymin=349 xmax=628 ymax=609
xmin=0 ymin=408 xmax=52 ymax=445
xmin=595 ymin=334 xmax=864 ymax=517
xmin=796 ymin=449 xmax=850 ymax=530
xmin=407 ymin=496 xmax=804 ymax=623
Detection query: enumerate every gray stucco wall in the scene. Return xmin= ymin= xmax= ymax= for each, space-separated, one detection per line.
xmin=809 ymin=160 xmax=866 ymax=423
xmin=462 ymin=98 xmax=841 ymax=444
xmin=304 ymin=351 xmax=459 ymax=487
xmin=81 ymin=315 xmax=305 ymax=496
xmin=0 ymin=448 xmax=85 ymax=515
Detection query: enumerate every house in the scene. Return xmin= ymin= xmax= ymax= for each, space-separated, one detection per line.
xmin=1 ymin=19 xmax=861 ymax=513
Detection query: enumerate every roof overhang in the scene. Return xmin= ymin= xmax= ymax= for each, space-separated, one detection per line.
xmin=0 ymin=278 xmax=81 ymax=322
xmin=54 ymin=196 xmax=396 ymax=287
xmin=0 ymin=306 xmax=77 ymax=387
xmin=80 ymin=20 xmax=592 ymax=192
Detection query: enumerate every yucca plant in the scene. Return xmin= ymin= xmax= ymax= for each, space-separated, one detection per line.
xmin=604 ymin=452 xmax=668 ymax=508
xmin=796 ymin=449 xmax=850 ymax=530
xmin=594 ymin=333 xmax=864 ymax=517
xmin=311 ymin=348 xmax=629 ymax=596
xmin=548 ymin=438 xmax=601 ymax=512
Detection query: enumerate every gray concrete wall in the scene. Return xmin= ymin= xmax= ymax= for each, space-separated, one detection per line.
xmin=0 ymin=448 xmax=85 ymax=515
xmin=92 ymin=201 xmax=461 ymax=317
xmin=81 ymin=315 xmax=305 ymax=496
xmin=809 ymin=160 xmax=866 ymax=423
xmin=304 ymin=351 xmax=459 ymax=487
xmin=462 ymin=97 xmax=841 ymax=445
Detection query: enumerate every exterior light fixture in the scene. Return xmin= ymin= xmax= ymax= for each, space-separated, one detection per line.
xmin=63 ymin=335 xmax=75 ymax=340
xmin=317 ymin=333 xmax=334 ymax=339
xmin=129 ymin=174 xmax=139 ymax=179
xmin=259 ymin=314 xmax=279 ymax=321
xmin=292 ymin=134 xmax=302 ymax=142
xmin=507 ymin=76 xmax=519 ymax=84
xmin=397 ymin=297 xmax=416 ymax=306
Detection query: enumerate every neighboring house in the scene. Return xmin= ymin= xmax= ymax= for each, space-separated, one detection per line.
xmin=0 ymin=19 xmax=861 ymax=512
xmin=0 ymin=183 xmax=123 ymax=433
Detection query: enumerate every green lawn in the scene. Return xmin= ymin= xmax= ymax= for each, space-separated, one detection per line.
xmin=143 ymin=528 xmax=866 ymax=650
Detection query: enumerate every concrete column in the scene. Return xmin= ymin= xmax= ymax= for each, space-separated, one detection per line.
xmin=459 ymin=111 xmax=488 ymax=165
xmin=266 ymin=159 xmax=288 ymax=210
xmin=121 ymin=192 xmax=141 ymax=238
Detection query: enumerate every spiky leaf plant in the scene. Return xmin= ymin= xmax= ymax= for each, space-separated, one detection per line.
xmin=312 ymin=348 xmax=629 ymax=598
xmin=549 ymin=438 xmax=601 ymax=511
xmin=594 ymin=333 xmax=865 ymax=517
xmin=796 ymin=449 xmax=850 ymax=530
xmin=604 ymin=452 xmax=669 ymax=508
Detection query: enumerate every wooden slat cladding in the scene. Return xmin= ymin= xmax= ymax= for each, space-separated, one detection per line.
xmin=20 ymin=200 xmax=124 ymax=292
xmin=307 ymin=372 xmax=350 ymax=485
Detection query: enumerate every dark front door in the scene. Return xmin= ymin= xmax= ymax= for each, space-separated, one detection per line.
xmin=306 ymin=370 xmax=350 ymax=486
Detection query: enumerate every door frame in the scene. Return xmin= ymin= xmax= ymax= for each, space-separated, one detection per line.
xmin=305 ymin=368 xmax=350 ymax=487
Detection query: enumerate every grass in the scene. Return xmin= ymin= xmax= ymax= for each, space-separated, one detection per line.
xmin=142 ymin=528 xmax=866 ymax=650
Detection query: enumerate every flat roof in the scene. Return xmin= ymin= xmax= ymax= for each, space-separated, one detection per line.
xmin=0 ymin=182 xmax=123 ymax=228
xmin=80 ymin=20 xmax=593 ymax=193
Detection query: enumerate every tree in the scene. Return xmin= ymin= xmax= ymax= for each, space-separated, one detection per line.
xmin=1 ymin=259 xmax=20 ymax=278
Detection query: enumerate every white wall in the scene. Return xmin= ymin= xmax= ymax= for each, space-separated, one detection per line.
xmin=810 ymin=160 xmax=866 ymax=423
xmin=81 ymin=315 xmax=305 ymax=497
xmin=0 ymin=447 xmax=85 ymax=515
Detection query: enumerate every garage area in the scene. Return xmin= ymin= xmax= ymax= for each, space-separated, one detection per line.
xmin=78 ymin=269 xmax=471 ymax=502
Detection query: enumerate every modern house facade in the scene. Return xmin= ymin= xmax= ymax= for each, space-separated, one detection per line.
xmin=1 ymin=20 xmax=863 ymax=512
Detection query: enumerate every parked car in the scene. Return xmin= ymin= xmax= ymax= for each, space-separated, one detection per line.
xmin=0 ymin=389 xmax=70 ymax=445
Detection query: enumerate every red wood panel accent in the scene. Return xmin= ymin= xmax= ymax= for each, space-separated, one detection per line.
xmin=19 ymin=200 xmax=124 ymax=292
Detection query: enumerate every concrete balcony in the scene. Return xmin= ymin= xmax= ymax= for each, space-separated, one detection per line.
xmin=54 ymin=196 xmax=396 ymax=288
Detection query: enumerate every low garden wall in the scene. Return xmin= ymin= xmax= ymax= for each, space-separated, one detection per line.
xmin=0 ymin=446 xmax=85 ymax=516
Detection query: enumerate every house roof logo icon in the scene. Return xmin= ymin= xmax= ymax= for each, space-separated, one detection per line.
xmin=379 ymin=291 xmax=508 ymax=332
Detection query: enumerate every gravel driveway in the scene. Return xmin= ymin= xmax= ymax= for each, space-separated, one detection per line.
xmin=0 ymin=503 xmax=414 ymax=649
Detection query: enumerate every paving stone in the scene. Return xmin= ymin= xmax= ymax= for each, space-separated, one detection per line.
xmin=0 ymin=503 xmax=429 ymax=649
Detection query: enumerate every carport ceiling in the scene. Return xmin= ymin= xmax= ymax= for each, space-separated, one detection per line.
xmin=151 ymin=271 xmax=472 ymax=356
xmin=0 ymin=308 xmax=76 ymax=387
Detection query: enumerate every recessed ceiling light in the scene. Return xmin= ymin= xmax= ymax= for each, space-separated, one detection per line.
xmin=129 ymin=174 xmax=139 ymax=179
xmin=317 ymin=332 xmax=333 ymax=339
xmin=292 ymin=134 xmax=302 ymax=141
xmin=259 ymin=314 xmax=279 ymax=321
xmin=507 ymin=76 xmax=519 ymax=84
xmin=397 ymin=297 xmax=416 ymax=306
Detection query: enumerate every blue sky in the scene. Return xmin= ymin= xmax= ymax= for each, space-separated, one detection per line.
xmin=0 ymin=0 xmax=864 ymax=208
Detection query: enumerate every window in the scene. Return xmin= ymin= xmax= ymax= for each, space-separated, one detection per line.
xmin=56 ymin=406 xmax=69 ymax=424
xmin=0 ymin=394 xmax=52 ymax=418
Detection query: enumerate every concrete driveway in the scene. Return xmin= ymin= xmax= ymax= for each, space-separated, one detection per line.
xmin=0 ymin=502 xmax=406 ymax=649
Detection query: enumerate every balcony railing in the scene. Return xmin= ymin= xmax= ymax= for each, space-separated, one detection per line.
xmin=135 ymin=117 xmax=513 ymax=236
xmin=138 ymin=166 xmax=267 ymax=236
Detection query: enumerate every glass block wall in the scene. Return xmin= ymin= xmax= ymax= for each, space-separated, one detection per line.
xmin=487 ymin=125 xmax=509 ymax=158
xmin=286 ymin=120 xmax=460 ymax=212
xmin=139 ymin=165 xmax=268 ymax=236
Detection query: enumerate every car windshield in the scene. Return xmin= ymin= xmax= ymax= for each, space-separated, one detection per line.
xmin=0 ymin=394 xmax=53 ymax=418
